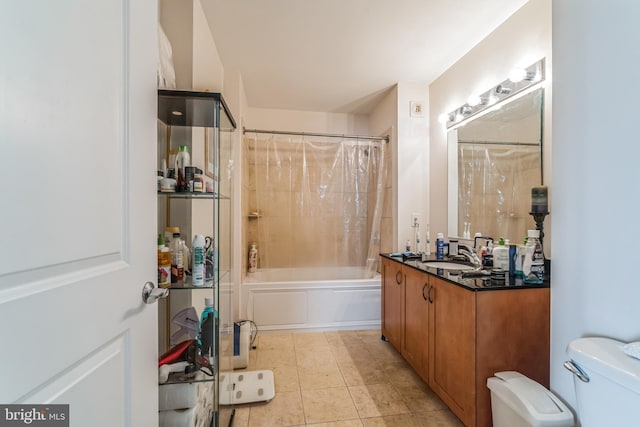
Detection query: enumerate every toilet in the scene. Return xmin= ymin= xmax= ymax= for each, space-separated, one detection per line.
xmin=564 ymin=337 xmax=640 ymax=427
xmin=487 ymin=337 xmax=640 ymax=427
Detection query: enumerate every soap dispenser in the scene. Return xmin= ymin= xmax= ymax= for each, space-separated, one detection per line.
xmin=493 ymin=237 xmax=510 ymax=273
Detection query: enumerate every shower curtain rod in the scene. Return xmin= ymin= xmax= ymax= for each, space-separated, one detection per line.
xmin=458 ymin=140 xmax=539 ymax=147
xmin=243 ymin=127 xmax=389 ymax=143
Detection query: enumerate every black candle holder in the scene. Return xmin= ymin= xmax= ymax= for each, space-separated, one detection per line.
xmin=529 ymin=211 xmax=549 ymax=246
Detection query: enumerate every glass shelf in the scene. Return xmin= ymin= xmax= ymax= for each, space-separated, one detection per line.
xmin=163 ymin=269 xmax=230 ymax=290
xmin=157 ymin=191 xmax=231 ymax=200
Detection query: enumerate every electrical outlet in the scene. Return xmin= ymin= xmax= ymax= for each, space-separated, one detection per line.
xmin=411 ymin=213 xmax=421 ymax=228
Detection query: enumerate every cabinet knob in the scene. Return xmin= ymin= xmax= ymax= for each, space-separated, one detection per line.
xmin=395 ymin=271 xmax=403 ymax=285
xmin=142 ymin=281 xmax=169 ymax=304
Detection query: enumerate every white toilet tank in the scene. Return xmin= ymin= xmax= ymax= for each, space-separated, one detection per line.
xmin=565 ymin=337 xmax=640 ymax=427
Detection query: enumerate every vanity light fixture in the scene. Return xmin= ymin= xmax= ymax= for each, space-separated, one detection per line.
xmin=443 ymin=58 xmax=545 ymax=129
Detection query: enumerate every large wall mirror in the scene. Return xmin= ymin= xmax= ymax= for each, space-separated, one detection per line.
xmin=447 ymin=87 xmax=544 ymax=243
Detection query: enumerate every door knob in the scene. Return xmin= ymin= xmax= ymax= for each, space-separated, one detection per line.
xmin=142 ymin=281 xmax=169 ymax=304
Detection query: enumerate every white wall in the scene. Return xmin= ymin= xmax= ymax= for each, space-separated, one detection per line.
xmin=246 ymin=108 xmax=369 ymax=135
xmin=551 ymin=1 xmax=640 ymax=418
xmin=396 ymin=83 xmax=430 ymax=251
xmin=429 ymin=0 xmax=552 ymax=253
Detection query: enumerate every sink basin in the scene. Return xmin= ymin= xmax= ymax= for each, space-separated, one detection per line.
xmin=422 ymin=261 xmax=475 ymax=271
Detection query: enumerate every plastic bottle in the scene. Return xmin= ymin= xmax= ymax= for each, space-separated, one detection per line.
xmin=523 ymin=230 xmax=544 ymax=284
xmin=157 ymin=234 xmax=171 ymax=288
xmin=192 ymin=234 xmax=205 ymax=287
xmin=248 ymin=243 xmax=258 ymax=273
xmin=171 ymin=232 xmax=184 ymax=283
xmin=199 ymin=297 xmax=218 ymax=358
xmin=175 ymin=145 xmax=191 ymax=192
xmin=492 ymin=237 xmax=510 ymax=273
xmin=436 ymin=233 xmax=445 ymax=260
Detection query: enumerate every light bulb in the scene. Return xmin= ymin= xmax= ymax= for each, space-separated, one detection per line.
xmin=438 ymin=113 xmax=449 ymax=124
xmin=509 ymin=67 xmax=526 ymax=83
xmin=467 ymin=94 xmax=481 ymax=107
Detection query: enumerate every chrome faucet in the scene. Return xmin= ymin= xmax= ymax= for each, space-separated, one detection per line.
xmin=458 ymin=244 xmax=482 ymax=267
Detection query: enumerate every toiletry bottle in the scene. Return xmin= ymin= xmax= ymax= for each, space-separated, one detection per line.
xmin=199 ymin=297 xmax=218 ymax=359
xmin=175 ymin=145 xmax=191 ymax=192
xmin=523 ymin=230 xmax=544 ymax=284
xmin=406 ymin=240 xmax=411 ymax=252
xmin=192 ymin=234 xmax=205 ymax=286
xmin=508 ymin=241 xmax=516 ymax=276
xmin=248 ymin=242 xmax=258 ymax=273
xmin=493 ymin=237 xmax=510 ymax=272
xmin=157 ymin=235 xmax=171 ymax=288
xmin=171 ymin=231 xmax=184 ymax=283
xmin=436 ymin=233 xmax=445 ymax=260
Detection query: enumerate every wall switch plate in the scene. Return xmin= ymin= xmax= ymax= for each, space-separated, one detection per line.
xmin=410 ymin=101 xmax=425 ymax=118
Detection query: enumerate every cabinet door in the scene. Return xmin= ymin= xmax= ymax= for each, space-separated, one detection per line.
xmin=402 ymin=266 xmax=429 ymax=382
xmin=381 ymin=257 xmax=403 ymax=351
xmin=428 ymin=277 xmax=476 ymax=427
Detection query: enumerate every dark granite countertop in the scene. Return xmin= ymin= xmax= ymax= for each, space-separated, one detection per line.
xmin=381 ymin=253 xmax=550 ymax=292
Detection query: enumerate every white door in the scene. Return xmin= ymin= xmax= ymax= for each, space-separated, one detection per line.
xmin=0 ymin=1 xmax=158 ymax=426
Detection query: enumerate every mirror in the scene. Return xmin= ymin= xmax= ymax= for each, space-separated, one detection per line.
xmin=447 ymin=87 xmax=543 ymax=243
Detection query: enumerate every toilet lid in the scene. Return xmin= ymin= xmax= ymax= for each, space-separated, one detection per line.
xmin=567 ymin=337 xmax=640 ymax=394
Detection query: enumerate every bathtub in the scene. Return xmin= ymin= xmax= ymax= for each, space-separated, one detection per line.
xmin=241 ymin=267 xmax=381 ymax=332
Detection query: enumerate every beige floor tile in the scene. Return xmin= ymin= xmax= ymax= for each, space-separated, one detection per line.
xmin=393 ymin=382 xmax=446 ymax=412
xmin=298 ymin=362 xmax=346 ymax=390
xmin=324 ymin=331 xmax=364 ymax=347
xmin=413 ymin=409 xmax=465 ymax=427
xmin=257 ymin=333 xmax=294 ymax=350
xmin=330 ymin=344 xmax=373 ymax=364
xmin=247 ymin=390 xmax=305 ymax=427
xmin=360 ymin=413 xmax=419 ymax=427
xmin=272 ymin=365 xmax=300 ymax=392
xmin=301 ymin=387 xmax=359 ymax=424
xmin=231 ymin=406 xmax=251 ymax=427
xmin=294 ymin=332 xmax=330 ymax=349
xmin=296 ymin=347 xmax=337 ymax=368
xmin=364 ymin=341 xmax=406 ymax=363
xmin=255 ymin=347 xmax=297 ymax=369
xmin=348 ymin=383 xmax=411 ymax=418
xmin=337 ymin=360 xmax=387 ymax=387
xmin=307 ymin=420 xmax=363 ymax=427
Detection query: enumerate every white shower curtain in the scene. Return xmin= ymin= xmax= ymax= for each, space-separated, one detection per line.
xmin=244 ymin=133 xmax=387 ymax=277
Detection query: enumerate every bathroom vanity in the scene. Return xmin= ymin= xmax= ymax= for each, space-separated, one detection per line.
xmin=380 ymin=254 xmax=550 ymax=427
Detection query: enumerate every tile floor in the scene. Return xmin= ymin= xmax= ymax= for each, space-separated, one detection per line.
xmin=230 ymin=330 xmax=464 ymax=427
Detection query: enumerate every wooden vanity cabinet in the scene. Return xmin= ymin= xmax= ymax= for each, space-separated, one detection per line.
xmin=381 ymin=256 xmax=403 ymax=351
xmin=380 ymin=256 xmax=550 ymax=427
xmin=428 ymin=275 xmax=550 ymax=427
xmin=402 ymin=265 xmax=430 ymax=382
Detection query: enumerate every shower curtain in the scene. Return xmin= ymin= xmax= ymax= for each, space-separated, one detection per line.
xmin=244 ymin=133 xmax=387 ymax=277
xmin=458 ymin=141 xmax=540 ymax=243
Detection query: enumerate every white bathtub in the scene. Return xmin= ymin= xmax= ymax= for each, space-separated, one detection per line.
xmin=241 ymin=267 xmax=381 ymax=332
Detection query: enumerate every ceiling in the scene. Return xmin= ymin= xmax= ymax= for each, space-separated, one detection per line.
xmin=202 ymin=0 xmax=528 ymax=114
